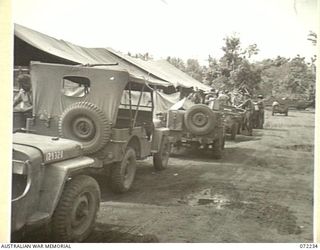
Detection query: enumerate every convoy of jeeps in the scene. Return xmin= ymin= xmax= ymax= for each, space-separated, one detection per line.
xmin=12 ymin=62 xmax=172 ymax=241
xmin=12 ymin=61 xmax=266 ymax=242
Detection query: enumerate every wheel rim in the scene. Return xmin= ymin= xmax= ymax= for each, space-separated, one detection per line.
xmin=70 ymin=191 xmax=95 ymax=235
xmin=72 ymin=117 xmax=96 ymax=141
xmin=192 ymin=112 xmax=208 ymax=127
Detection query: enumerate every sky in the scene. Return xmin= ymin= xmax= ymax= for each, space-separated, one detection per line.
xmin=12 ymin=0 xmax=318 ymax=65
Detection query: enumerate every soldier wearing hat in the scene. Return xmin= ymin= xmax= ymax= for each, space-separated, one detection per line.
xmin=13 ymin=74 xmax=33 ymax=112
xmin=237 ymin=92 xmax=253 ymax=136
xmin=257 ymin=94 xmax=264 ymax=128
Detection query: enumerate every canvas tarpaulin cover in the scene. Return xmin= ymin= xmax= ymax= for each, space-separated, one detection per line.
xmin=15 ymin=23 xmax=209 ymax=91
xmin=31 ymin=62 xmax=128 ymax=125
xmin=120 ymin=90 xmax=181 ymax=117
xmin=153 ymin=91 xmax=181 ymax=115
xmin=107 ymin=48 xmax=211 ymax=92
xmin=14 ymin=23 xmax=170 ymax=88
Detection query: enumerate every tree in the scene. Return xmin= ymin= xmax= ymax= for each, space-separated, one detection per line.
xmin=286 ymin=55 xmax=314 ymax=98
xmin=260 ymin=55 xmax=315 ymax=99
xmin=127 ymin=52 xmax=153 ymax=61
xmin=185 ymin=59 xmax=203 ymax=82
xmin=229 ymin=60 xmax=262 ymax=92
xmin=219 ymin=35 xmax=243 ymax=74
xmin=245 ymin=44 xmax=259 ymax=58
xmin=203 ymin=55 xmax=220 ymax=85
xmin=166 ymin=56 xmax=186 ymax=72
xmin=307 ymin=31 xmax=317 ymax=46
xmin=218 ymin=34 xmax=261 ymax=93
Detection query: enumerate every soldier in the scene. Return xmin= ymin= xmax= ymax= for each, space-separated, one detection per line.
xmin=238 ymin=92 xmax=253 ymax=109
xmin=257 ymin=94 xmax=265 ymax=128
xmin=204 ymin=88 xmax=220 ymax=110
xmin=217 ymin=90 xmax=232 ymax=106
xmin=237 ymin=93 xmax=253 ymax=136
xmin=231 ymin=91 xmax=243 ymax=106
xmin=204 ymin=88 xmax=216 ymax=104
xmin=187 ymin=87 xmax=203 ymax=104
xmin=13 ymin=74 xmax=33 ymax=112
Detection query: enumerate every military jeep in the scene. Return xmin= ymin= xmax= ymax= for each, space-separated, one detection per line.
xmin=12 ymin=61 xmax=172 ymax=240
xmin=272 ymin=100 xmax=289 ymax=116
xmin=25 ymin=61 xmax=171 ymax=192
xmin=12 ymin=132 xmax=101 ymax=242
xmin=164 ymin=102 xmax=225 ymax=159
xmin=220 ymin=105 xmax=245 ymax=140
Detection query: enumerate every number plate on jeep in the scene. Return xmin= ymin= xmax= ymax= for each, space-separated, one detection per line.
xmin=46 ymin=150 xmax=64 ymax=161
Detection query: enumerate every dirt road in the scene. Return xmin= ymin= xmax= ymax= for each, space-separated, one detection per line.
xmin=83 ymin=109 xmax=315 ymax=243
xmin=20 ymin=109 xmax=315 ymax=243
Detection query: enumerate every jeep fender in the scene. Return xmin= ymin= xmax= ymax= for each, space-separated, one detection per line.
xmin=37 ymin=156 xmax=97 ymax=218
xmin=151 ymin=128 xmax=170 ymax=153
xmin=126 ymin=136 xmax=141 ymax=158
xmin=101 ymin=135 xmax=142 ymax=163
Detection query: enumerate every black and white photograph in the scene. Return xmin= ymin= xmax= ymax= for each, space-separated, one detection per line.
xmin=1 ymin=0 xmax=319 ymax=245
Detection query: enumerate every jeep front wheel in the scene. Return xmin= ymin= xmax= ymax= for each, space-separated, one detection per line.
xmin=110 ymin=147 xmax=137 ymax=193
xmin=51 ymin=175 xmax=100 ymax=242
xmin=153 ymin=136 xmax=171 ymax=170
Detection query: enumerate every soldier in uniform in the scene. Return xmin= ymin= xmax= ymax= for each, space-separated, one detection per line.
xmin=237 ymin=93 xmax=253 ymax=136
xmin=187 ymin=87 xmax=203 ymax=104
xmin=257 ymin=94 xmax=265 ymax=128
xmin=217 ymin=90 xmax=232 ymax=106
xmin=13 ymin=74 xmax=33 ymax=112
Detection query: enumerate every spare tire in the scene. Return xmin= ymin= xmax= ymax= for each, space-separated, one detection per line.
xmin=184 ymin=104 xmax=216 ymax=136
xmin=59 ymin=102 xmax=111 ymax=154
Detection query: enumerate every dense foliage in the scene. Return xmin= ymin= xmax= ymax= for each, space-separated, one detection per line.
xmin=130 ymin=34 xmax=316 ymax=101
xmin=168 ymin=34 xmax=316 ymax=100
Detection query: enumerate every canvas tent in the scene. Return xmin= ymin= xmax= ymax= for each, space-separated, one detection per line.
xmin=106 ymin=48 xmax=210 ymax=91
xmin=14 ymin=24 xmax=170 ymax=88
xmin=14 ymin=23 xmax=210 ymax=91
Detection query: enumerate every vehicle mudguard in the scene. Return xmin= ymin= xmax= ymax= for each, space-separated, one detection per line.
xmin=151 ymin=128 xmax=170 ymax=152
xmin=36 ymin=156 xmax=98 ymax=218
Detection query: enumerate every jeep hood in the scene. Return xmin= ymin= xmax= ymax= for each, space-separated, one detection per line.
xmin=13 ymin=133 xmax=83 ymax=164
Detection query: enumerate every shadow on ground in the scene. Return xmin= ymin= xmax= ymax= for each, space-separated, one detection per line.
xmin=85 ymin=223 xmax=159 ymax=243
xmin=12 ymin=222 xmax=159 ymax=243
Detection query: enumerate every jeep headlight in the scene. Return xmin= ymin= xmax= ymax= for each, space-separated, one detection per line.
xmin=12 ymin=160 xmax=28 ymax=175
xmin=12 ymin=160 xmax=30 ymax=200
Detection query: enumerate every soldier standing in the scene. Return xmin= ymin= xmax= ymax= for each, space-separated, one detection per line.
xmin=238 ymin=93 xmax=253 ymax=136
xmin=13 ymin=74 xmax=33 ymax=112
xmin=257 ymin=94 xmax=265 ymax=128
